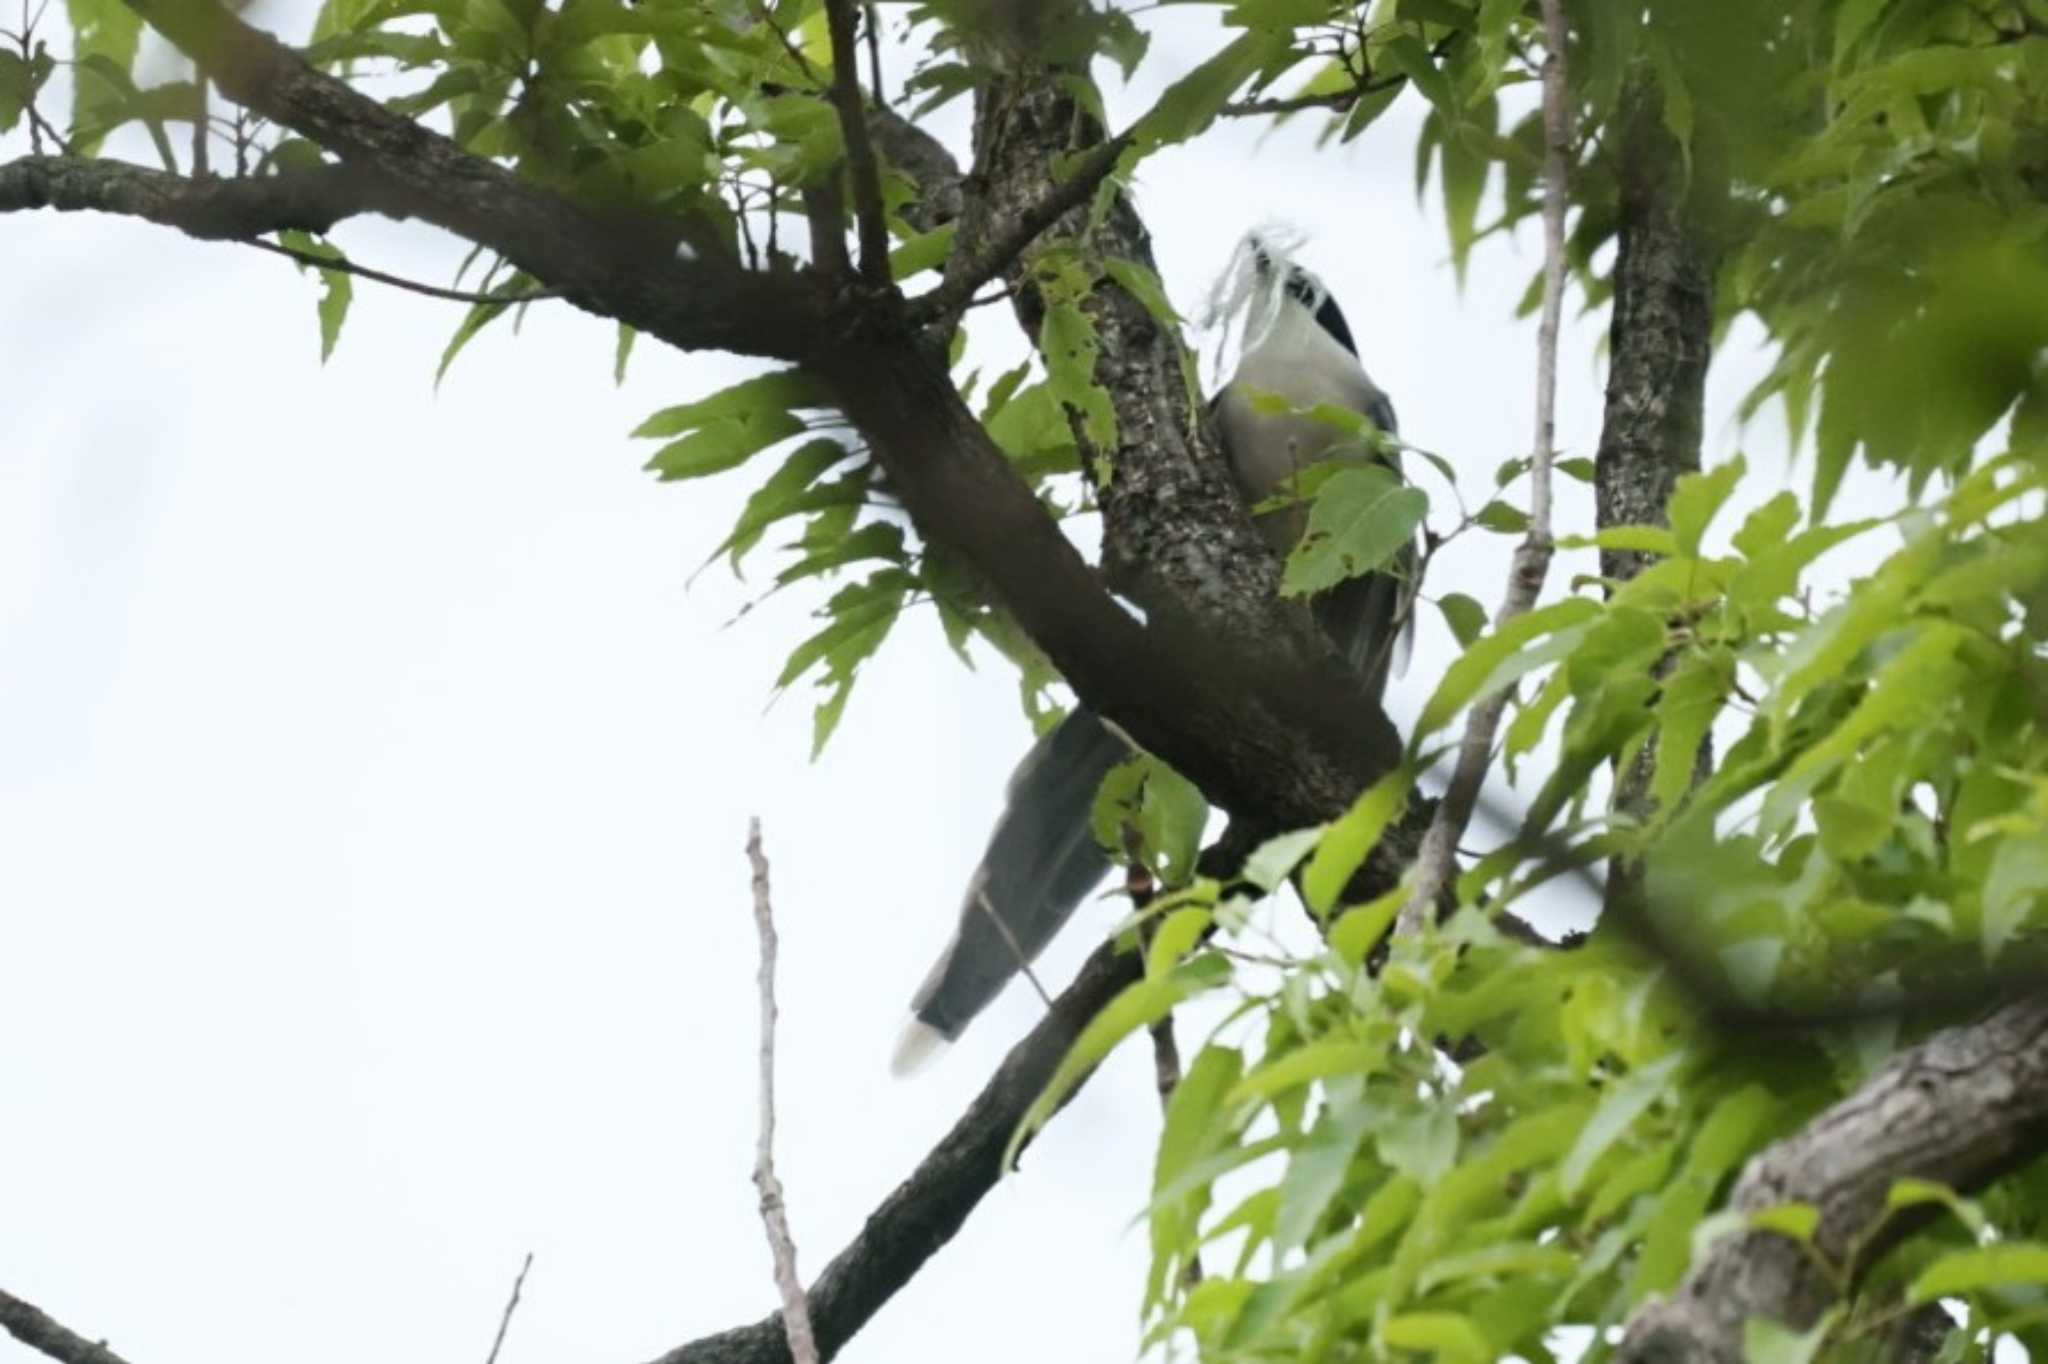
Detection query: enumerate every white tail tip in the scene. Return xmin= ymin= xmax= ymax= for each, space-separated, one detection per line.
xmin=890 ymin=1018 xmax=950 ymax=1077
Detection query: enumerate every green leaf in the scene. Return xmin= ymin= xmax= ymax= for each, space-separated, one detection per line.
xmin=708 ymin=441 xmax=857 ymax=573
xmin=1437 ymin=592 xmax=1488 ymax=647
xmin=1417 ymin=597 xmax=1602 ymax=738
xmin=1274 ymin=1094 xmax=1376 ymax=1251
xmin=1009 ymin=953 xmax=1233 ymax=1164
xmin=435 ymin=270 xmax=534 ymax=386
xmin=613 ymin=323 xmax=636 ymax=386
xmin=1281 ymin=467 xmax=1428 ymax=598
xmin=633 ymin=368 xmax=825 ymax=438
xmin=1561 ymin=1051 xmax=1686 ymax=1197
xmin=1242 ymin=827 xmax=1323 ymax=892
xmin=1911 ymin=1243 xmax=2048 ymax=1301
xmin=1039 ymin=297 xmax=1116 ymax=450
xmin=1133 ymin=28 xmax=1286 ymax=150
xmin=1329 ymin=886 xmax=1403 ymax=967
xmin=1745 ymin=1309 xmax=1840 ymax=1364
xmin=1302 ymin=766 xmax=1414 ymax=914
xmin=277 ymin=229 xmax=353 ymax=363
xmin=1475 ymin=499 xmax=1529 ymax=534
xmin=1228 ymin=1036 xmax=1388 ymax=1105
xmin=1651 ymin=649 xmax=1730 ymax=812
xmin=1381 ymin=1312 xmax=1491 ymax=1364
xmin=65 ymin=0 xmax=142 ymax=155
xmin=644 ymin=410 xmax=806 ymax=482
xmin=1148 ymin=1044 xmax=1242 ymax=1312
xmin=1381 ymin=34 xmax=1455 ymax=114
xmin=1984 ymin=836 xmax=2048 ymax=960
xmin=1748 ymin=1203 xmax=1821 ymax=1243
xmin=1669 ymin=455 xmax=1746 ymax=557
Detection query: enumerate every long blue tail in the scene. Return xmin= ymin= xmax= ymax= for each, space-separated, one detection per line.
xmin=895 ymin=708 xmax=1129 ymax=1069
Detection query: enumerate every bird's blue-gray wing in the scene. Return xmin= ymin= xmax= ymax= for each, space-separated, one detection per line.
xmin=895 ymin=706 xmax=1129 ymax=1068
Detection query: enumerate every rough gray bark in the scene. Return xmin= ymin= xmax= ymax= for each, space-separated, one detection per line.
xmin=1617 ymin=995 xmax=2048 ymax=1364
xmin=0 ymin=1291 xmax=133 ymax=1364
xmin=1593 ymin=72 xmax=1719 ymax=906
xmin=1595 ymin=77 xmax=1715 ymax=587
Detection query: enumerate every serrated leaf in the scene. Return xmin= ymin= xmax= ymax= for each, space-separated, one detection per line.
xmin=1009 ymin=953 xmax=1233 ymax=1163
xmin=1302 ymin=766 xmax=1414 ymax=914
xmin=633 ymin=368 xmax=825 ymax=438
xmin=1281 ymin=467 xmax=1428 ymax=598
xmin=1133 ymin=28 xmax=1286 ymax=150
xmin=277 ymin=229 xmax=353 ymax=363
xmin=1911 ymin=1243 xmax=2048 ymax=1301
xmin=644 ymin=410 xmax=806 ymax=481
xmin=1417 ymin=597 xmax=1602 ymax=737
xmin=1561 ymin=1051 xmax=1685 ymax=1197
xmin=1669 ymin=455 xmax=1746 ymax=557
xmin=1274 ymin=1095 xmax=1376 ymax=1251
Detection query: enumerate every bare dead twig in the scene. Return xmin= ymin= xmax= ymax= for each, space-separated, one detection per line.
xmin=1395 ymin=0 xmax=1568 ymax=937
xmin=974 ymin=889 xmax=1055 ymax=1010
xmin=483 ymin=1252 xmax=535 ymax=1364
xmin=747 ymin=819 xmax=820 ymax=1364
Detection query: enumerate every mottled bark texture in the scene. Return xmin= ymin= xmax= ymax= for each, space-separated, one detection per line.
xmin=0 ymin=1290 xmax=134 ymax=1364
xmin=1617 ymin=996 xmax=2048 ymax=1364
xmin=1596 ymin=76 xmax=1715 ymax=587
xmin=1594 ymin=72 xmax=1719 ymax=905
xmin=0 ymin=153 xmax=395 ymax=238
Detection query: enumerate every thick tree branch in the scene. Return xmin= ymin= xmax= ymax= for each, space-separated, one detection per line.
xmin=0 ymin=152 xmax=389 ymax=238
xmin=118 ymin=0 xmax=826 ymax=360
xmin=1396 ymin=0 xmax=1569 ymax=936
xmin=653 ymin=935 xmax=1145 ymax=1364
xmin=1617 ymin=995 xmax=2048 ymax=1364
xmin=0 ymin=1289 xmax=133 ymax=1364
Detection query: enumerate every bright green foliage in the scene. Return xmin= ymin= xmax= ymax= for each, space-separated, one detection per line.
xmin=25 ymin=0 xmax=2048 ymax=1357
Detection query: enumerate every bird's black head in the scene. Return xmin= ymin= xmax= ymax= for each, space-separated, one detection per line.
xmin=1246 ymin=240 xmax=1359 ymax=357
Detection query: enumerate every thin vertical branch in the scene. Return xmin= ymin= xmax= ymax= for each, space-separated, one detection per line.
xmin=1395 ymin=0 xmax=1569 ymax=937
xmin=482 ymin=1252 xmax=534 ymax=1364
xmin=861 ymin=0 xmax=885 ymax=109
xmin=747 ymin=819 xmax=820 ymax=1364
xmin=821 ymin=0 xmax=891 ymax=285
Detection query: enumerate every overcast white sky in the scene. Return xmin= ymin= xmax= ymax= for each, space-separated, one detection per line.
xmin=0 ymin=8 xmax=1904 ymax=1364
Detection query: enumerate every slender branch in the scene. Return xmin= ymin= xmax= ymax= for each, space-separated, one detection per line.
xmin=905 ymin=134 xmax=1131 ymax=324
xmin=0 ymin=1289 xmax=133 ymax=1364
xmin=1395 ymin=0 xmax=1569 ymax=937
xmin=1616 ymin=994 xmax=2048 ymax=1363
xmin=861 ymin=0 xmax=885 ymax=109
xmin=974 ymin=889 xmax=1055 ymax=1010
xmin=654 ymin=933 xmax=1145 ymax=1364
xmin=245 ymin=235 xmax=561 ymax=304
xmin=822 ymin=0 xmax=890 ymax=286
xmin=482 ymin=1252 xmax=535 ymax=1364
xmin=746 ymin=819 xmax=820 ymax=1364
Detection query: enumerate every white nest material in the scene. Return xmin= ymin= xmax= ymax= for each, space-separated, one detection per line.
xmin=1197 ymin=222 xmax=1318 ymax=385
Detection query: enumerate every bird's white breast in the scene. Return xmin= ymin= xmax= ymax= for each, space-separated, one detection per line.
xmin=1213 ymin=301 xmax=1392 ymax=552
